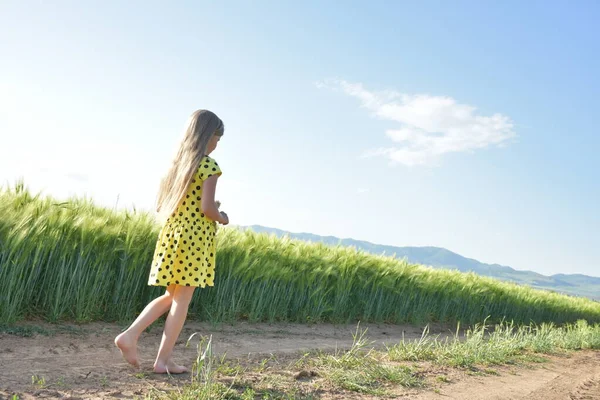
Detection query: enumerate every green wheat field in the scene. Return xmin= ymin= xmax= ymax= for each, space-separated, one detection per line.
xmin=2 ymin=182 xmax=599 ymax=326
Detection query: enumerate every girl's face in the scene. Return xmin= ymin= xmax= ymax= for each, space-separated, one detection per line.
xmin=206 ymin=134 xmax=221 ymax=155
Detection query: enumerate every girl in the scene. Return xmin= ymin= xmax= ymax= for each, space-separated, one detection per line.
xmin=115 ymin=109 xmax=229 ymax=374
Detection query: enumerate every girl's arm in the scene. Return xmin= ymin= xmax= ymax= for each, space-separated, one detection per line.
xmin=201 ymin=175 xmax=228 ymax=224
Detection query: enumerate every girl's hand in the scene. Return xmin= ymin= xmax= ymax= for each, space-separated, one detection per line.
xmin=219 ymin=211 xmax=229 ymax=225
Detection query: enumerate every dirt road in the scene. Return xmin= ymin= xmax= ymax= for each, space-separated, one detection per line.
xmin=0 ymin=321 xmax=598 ymax=399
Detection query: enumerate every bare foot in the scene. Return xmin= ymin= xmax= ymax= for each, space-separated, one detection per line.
xmin=154 ymin=359 xmax=188 ymax=374
xmin=114 ymin=331 xmax=139 ymax=367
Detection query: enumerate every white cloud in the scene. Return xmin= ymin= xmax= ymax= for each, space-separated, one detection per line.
xmin=319 ymin=79 xmax=516 ymax=166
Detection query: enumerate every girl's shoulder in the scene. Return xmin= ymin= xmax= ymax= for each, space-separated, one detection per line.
xmin=201 ymin=155 xmax=220 ymax=167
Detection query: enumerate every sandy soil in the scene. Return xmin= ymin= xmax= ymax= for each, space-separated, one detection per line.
xmin=0 ymin=321 xmax=598 ymax=399
xmin=412 ymin=350 xmax=600 ymax=400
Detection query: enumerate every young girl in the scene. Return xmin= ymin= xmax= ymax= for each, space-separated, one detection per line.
xmin=115 ymin=109 xmax=229 ymax=374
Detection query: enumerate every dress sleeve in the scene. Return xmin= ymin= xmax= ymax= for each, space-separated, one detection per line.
xmin=199 ymin=157 xmax=222 ymax=181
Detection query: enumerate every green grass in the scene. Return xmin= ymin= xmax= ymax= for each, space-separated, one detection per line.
xmin=146 ymin=320 xmax=600 ymax=399
xmin=296 ymin=326 xmax=424 ymax=395
xmin=2 ymin=181 xmax=600 ymax=326
xmin=0 ymin=324 xmax=51 ymax=337
xmin=0 ymin=323 xmax=88 ymax=337
xmin=147 ymin=325 xmax=422 ymax=399
xmin=387 ymin=319 xmax=600 ymax=368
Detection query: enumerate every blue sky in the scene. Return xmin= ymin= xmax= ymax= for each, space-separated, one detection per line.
xmin=1 ymin=1 xmax=598 ymax=277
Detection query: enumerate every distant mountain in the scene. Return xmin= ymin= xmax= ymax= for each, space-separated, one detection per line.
xmin=242 ymin=225 xmax=600 ymax=301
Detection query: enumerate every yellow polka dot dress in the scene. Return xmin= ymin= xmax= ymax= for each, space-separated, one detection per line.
xmin=148 ymin=156 xmax=222 ymax=288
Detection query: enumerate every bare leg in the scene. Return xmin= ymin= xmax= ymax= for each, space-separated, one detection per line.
xmin=115 ymin=285 xmax=176 ymax=367
xmin=154 ymin=285 xmax=196 ymax=374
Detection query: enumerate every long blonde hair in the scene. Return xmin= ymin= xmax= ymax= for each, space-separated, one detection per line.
xmin=155 ymin=110 xmax=224 ymax=223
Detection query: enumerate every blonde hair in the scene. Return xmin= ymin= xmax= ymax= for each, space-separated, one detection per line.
xmin=155 ymin=110 xmax=224 ymax=223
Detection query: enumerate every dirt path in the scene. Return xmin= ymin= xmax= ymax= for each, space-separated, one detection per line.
xmin=0 ymin=320 xmax=435 ymax=399
xmin=413 ymin=350 xmax=600 ymax=400
xmin=0 ymin=321 xmax=598 ymax=399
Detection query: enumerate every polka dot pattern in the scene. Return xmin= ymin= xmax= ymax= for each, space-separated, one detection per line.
xmin=148 ymin=156 xmax=222 ymax=288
